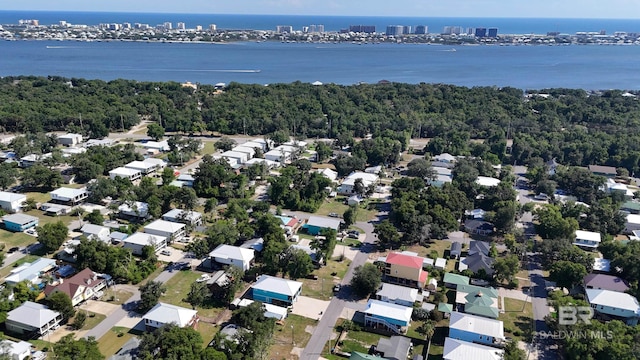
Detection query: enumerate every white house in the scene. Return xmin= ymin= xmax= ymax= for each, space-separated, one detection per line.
xmin=57 ymin=133 xmax=83 ymax=147
xmin=221 ymin=150 xmax=249 ymax=165
xmin=573 ymin=230 xmax=601 ymax=249
xmin=338 ymin=172 xmax=379 ymax=195
xmin=109 ymin=167 xmax=142 ymax=181
xmin=449 ymin=312 xmax=505 ymax=347
xmin=586 ymin=288 xmax=640 ymax=325
xmin=316 ymin=168 xmax=338 ymax=182
xmin=0 ymin=191 xmax=26 ymax=213
xmin=242 ymin=140 xmax=267 ymax=152
xmin=144 ymin=219 xmax=186 ymax=242
xmin=50 ymin=187 xmax=88 ymax=205
xmin=122 ymin=232 xmax=167 ymax=255
xmin=81 ymin=223 xmax=111 ymax=243
xmin=142 ymin=303 xmax=198 ymax=331
xmin=231 ymin=299 xmax=288 ymax=321
xmin=0 ymin=339 xmax=32 ymax=360
xmin=141 ymin=140 xmax=170 ymax=152
xmin=625 ymin=214 xmax=640 ymax=234
xmin=231 ymin=146 xmax=256 ymax=159
xmin=124 ymin=160 xmax=159 ymax=175
xmin=118 ymin=201 xmax=149 ymax=219
xmin=5 ymin=258 xmax=57 ymax=286
xmin=443 ymin=337 xmax=504 ymax=360
xmin=264 ymin=148 xmax=291 ymax=163
xmin=363 ymin=299 xmax=413 ymax=334
xmin=5 ymin=302 xmax=62 ymax=336
xmin=244 ymin=158 xmax=280 ymax=169
xmin=376 ymin=283 xmax=420 ymax=307
xmin=20 ymin=153 xmax=51 ymax=168
xmin=85 ymin=138 xmax=115 ymax=147
xmin=209 ymin=244 xmax=255 ymax=271
xmin=162 ymin=208 xmax=203 ymax=226
xmin=475 ymin=176 xmax=501 ymax=187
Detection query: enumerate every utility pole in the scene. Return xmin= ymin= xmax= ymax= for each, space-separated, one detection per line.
xmin=79 ymin=113 xmax=83 ymax=129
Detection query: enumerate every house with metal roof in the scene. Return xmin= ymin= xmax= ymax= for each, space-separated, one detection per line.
xmin=118 ymin=201 xmax=149 ymax=219
xmin=0 ymin=191 xmax=26 ymax=213
xmin=375 ymin=336 xmax=412 ymax=360
xmin=57 ymin=133 xmax=83 ymax=147
xmin=468 ymin=241 xmax=491 ymax=256
xmin=209 ymin=244 xmax=255 ymax=271
xmin=449 ymin=312 xmax=505 ymax=347
xmin=162 ymin=209 xmax=203 ymax=226
xmin=459 ymin=253 xmax=495 ymax=276
xmin=475 ymin=176 xmax=501 ymax=188
xmin=0 ymin=339 xmax=32 ymax=360
xmin=303 ymin=216 xmax=341 ymax=235
xmin=124 ymin=160 xmax=162 ymax=175
xmin=444 ymin=273 xmax=470 ymax=289
xmin=449 ymin=242 xmax=462 ymax=259
xmin=2 ymin=213 xmax=38 ymax=232
xmin=574 ymin=230 xmax=601 ymax=249
xmin=316 ymin=168 xmax=338 ymax=182
xmin=464 ymin=220 xmax=494 ymax=236
xmin=43 ymin=268 xmax=108 ymax=306
xmin=588 ymin=165 xmax=617 ymax=178
xmin=231 ymin=146 xmax=256 ymax=159
xmin=363 ymin=299 xmax=413 ymax=334
xmin=5 ymin=301 xmax=62 ymax=336
xmin=142 ymin=303 xmax=198 ymax=331
xmin=443 ymin=337 xmax=504 ymax=360
xmin=455 ymin=284 xmax=500 ymax=319
xmin=231 ymin=299 xmax=288 ymax=321
xmin=376 ymin=283 xmax=420 ymax=307
xmin=349 ymin=352 xmax=382 ymax=360
xmin=5 ymin=257 xmax=57 ymax=286
xmin=583 ymin=274 xmax=630 ymax=293
xmin=251 ymin=275 xmax=302 ymax=307
xmin=50 ymin=187 xmax=88 ymax=205
xmin=586 ymin=289 xmax=640 ymax=325
xmin=122 ymin=232 xmax=167 ymax=255
xmin=144 ymin=219 xmax=186 ymax=242
xmin=384 ymin=252 xmax=429 ymax=288
xmin=338 ymin=172 xmax=379 ymax=195
xmin=81 ymin=223 xmax=111 ymax=243
xmin=109 ymin=167 xmax=142 ymax=181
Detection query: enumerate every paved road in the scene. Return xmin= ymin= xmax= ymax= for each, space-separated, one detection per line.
xmin=83 ymin=260 xmax=185 ymax=340
xmin=0 ymin=249 xmax=27 ymax=270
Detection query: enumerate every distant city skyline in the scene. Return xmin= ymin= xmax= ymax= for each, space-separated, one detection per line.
xmin=2 ymin=0 xmax=640 ymax=19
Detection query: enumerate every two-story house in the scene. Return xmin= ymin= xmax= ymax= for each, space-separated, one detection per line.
xmin=586 ymin=288 xmax=640 ymax=325
xmin=449 ymin=312 xmax=505 ymax=347
xmin=383 ymin=252 xmax=428 ymax=288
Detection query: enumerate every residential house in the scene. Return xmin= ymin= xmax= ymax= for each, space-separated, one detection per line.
xmin=57 ymin=133 xmax=83 ymax=147
xmin=144 ymin=219 xmax=186 ymax=242
xmin=464 ymin=209 xmax=486 ymax=220
xmin=162 ymin=209 xmax=203 ymax=226
xmin=468 ymin=241 xmax=491 ymax=256
xmin=244 ymin=158 xmax=280 ymax=169
xmin=450 ymin=242 xmax=462 ymax=259
xmin=81 ymin=223 xmax=111 ymax=243
xmin=347 ymin=195 xmax=363 ymax=206
xmin=109 ymin=167 xmax=142 ymax=181
xmin=455 ymin=284 xmax=500 ymax=319
xmin=464 ymin=220 xmax=494 ymax=236
xmin=444 ymin=273 xmax=470 ymax=289
xmin=376 ymin=283 xmax=420 ymax=307
xmin=20 ymin=153 xmax=51 ymax=168
xmin=605 ymin=178 xmax=634 ymax=198
xmin=583 ymin=274 xmax=630 ymax=293
xmin=240 ymin=237 xmax=264 ymax=252
xmin=0 ymin=339 xmax=32 ymax=360
xmin=209 ymin=244 xmax=255 ymax=271
xmin=241 ymin=140 xmax=267 ymax=152
xmin=40 ymin=202 xmax=72 ymax=216
xmin=429 ymin=166 xmax=453 ymax=187
xmin=303 ymin=216 xmax=341 ymax=235
xmin=141 ymin=140 xmax=170 ymax=153
xmin=231 ymin=299 xmax=288 ymax=321
xmin=625 ymin=214 xmax=640 ymax=234
xmin=546 ymin=158 xmax=559 ymax=176
xmin=435 ymin=258 xmax=447 ymax=270
xmin=374 ymin=336 xmax=412 ymax=360
xmin=0 ymin=192 xmax=26 ymax=213
xmin=5 ymin=301 xmax=62 ymax=336
xmin=43 ymin=268 xmax=108 ymax=306
xmin=365 ymin=165 xmax=383 ymax=175
xmin=459 ymin=253 xmax=495 ymax=276
xmin=383 ymin=252 xmax=429 ymax=288
xmin=142 ymin=303 xmax=198 ymax=331
xmin=621 ymin=201 xmax=640 ymax=214
xmin=118 ymin=201 xmax=149 ymax=219
xmin=122 ymin=232 xmax=167 ymax=255
xmin=363 ymin=299 xmax=413 ymax=334
xmin=449 ymin=312 xmax=505 ymax=347
xmin=337 ymin=172 xmax=379 ymax=195
xmin=588 ymin=165 xmax=617 ymax=178
xmin=50 ymin=187 xmax=88 ymax=205
xmin=475 ymin=176 xmax=501 ymax=187
xmin=124 ymin=159 xmax=163 ymax=175
xmin=176 ymin=174 xmax=195 ymax=187
xmin=220 ymin=150 xmax=249 ymax=166
xmin=573 ymin=230 xmax=601 ymax=250
xmin=443 ymin=337 xmax=504 ymax=360
xmin=586 ymin=289 xmax=640 ymax=325
xmin=290 ymin=244 xmax=324 ymax=267
xmin=85 ymin=138 xmax=115 ymax=147
xmin=2 ymin=213 xmax=39 ymax=232
xmin=110 ymin=231 xmax=129 ymax=244
xmin=251 ymin=275 xmax=302 ymax=307
xmin=231 ymin=146 xmax=256 ymax=159
xmin=5 ymin=258 xmax=57 ymax=286
xmin=433 ymin=153 xmax=456 ymax=165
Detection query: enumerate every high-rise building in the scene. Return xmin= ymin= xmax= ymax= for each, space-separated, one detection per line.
xmin=349 ymin=25 xmax=376 ymax=33
xmin=403 ymin=25 xmax=412 ymax=34
xmin=475 ymin=27 xmax=487 ymax=37
xmin=386 ymin=25 xmax=404 ymax=36
xmin=308 ymin=25 xmax=316 ymax=33
xmin=195 ymin=25 xmax=202 ymax=31
xmin=122 ymin=22 xmax=131 ymax=29
xmin=488 ymin=28 xmax=498 ymax=37
xmin=443 ymin=26 xmax=462 ymax=35
xmin=163 ymin=22 xmax=172 ymax=30
xmin=177 ymin=22 xmax=186 ymax=30
xmin=414 ymin=25 xmax=428 ymax=34
xmin=209 ymin=24 xmax=217 ymax=31
xmin=317 ymin=25 xmax=324 ymax=33
xmin=276 ymin=25 xmax=293 ymax=33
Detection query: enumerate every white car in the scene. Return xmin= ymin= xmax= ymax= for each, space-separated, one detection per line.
xmin=196 ymin=274 xmax=211 ymax=283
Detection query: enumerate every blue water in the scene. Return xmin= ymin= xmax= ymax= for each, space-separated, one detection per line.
xmin=3 ymin=11 xmax=640 ymax=34
xmin=3 ymin=40 xmax=640 ymax=90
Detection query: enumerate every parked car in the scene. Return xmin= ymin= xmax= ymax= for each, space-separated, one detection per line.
xmin=196 ymin=274 xmax=211 ymax=283
xmin=328 ymin=212 xmax=340 ymax=218
xmin=333 ymin=284 xmax=341 ymax=293
xmin=160 ymin=249 xmax=172 ymax=256
xmin=347 ymin=230 xmax=359 ymax=235
xmin=347 ymin=233 xmax=359 ymax=239
xmin=8 ymin=246 xmax=19 ymax=253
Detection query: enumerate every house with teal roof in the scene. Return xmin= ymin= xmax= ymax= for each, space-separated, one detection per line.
xmin=444 ymin=273 xmax=470 ymax=289
xmin=455 ymin=284 xmax=500 ymax=319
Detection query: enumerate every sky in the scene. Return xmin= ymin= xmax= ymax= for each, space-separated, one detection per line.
xmin=1 ymin=0 xmax=640 ymax=19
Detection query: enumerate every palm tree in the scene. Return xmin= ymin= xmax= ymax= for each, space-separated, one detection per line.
xmin=417 ymin=320 xmax=436 ymax=342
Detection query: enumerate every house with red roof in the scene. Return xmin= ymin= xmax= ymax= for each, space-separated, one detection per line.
xmin=383 ymin=252 xmax=429 ymax=288
xmin=44 ymin=268 xmax=108 ymax=306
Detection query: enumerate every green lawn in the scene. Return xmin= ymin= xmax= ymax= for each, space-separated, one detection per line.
xmin=269 ymin=314 xmax=317 ymax=359
xmin=159 ymin=270 xmax=225 ymax=318
xmin=76 ymin=312 xmax=107 ymax=330
xmin=201 ymin=141 xmax=217 ymax=155
xmin=315 ymin=199 xmax=377 ymax=222
xmin=0 ymin=229 xmax=37 ymax=249
xmin=499 ymin=298 xmax=534 ymax=342
xmin=299 ymin=258 xmax=351 ymax=300
xmin=197 ymin=322 xmax=218 ymax=348
xmin=101 ymin=288 xmax=134 ymax=306
xmin=98 ymin=327 xmax=135 ymax=358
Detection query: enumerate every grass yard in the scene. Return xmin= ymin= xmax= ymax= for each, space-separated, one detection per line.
xmin=299 ymin=258 xmax=351 ymax=300
xmin=25 ymin=191 xmax=51 ymax=204
xmin=201 ymin=141 xmax=217 ymax=155
xmin=159 ymin=270 xmax=225 ymax=318
xmin=0 ymin=254 xmax=40 ymax=278
xmin=268 ymin=314 xmax=317 ymax=359
xmin=315 ymin=199 xmax=377 ymax=222
xmin=77 ymin=312 xmax=107 ymax=330
xmin=499 ymin=298 xmax=534 ymax=342
xmin=98 ymin=327 xmax=135 ymax=357
xmin=102 ymin=288 xmax=134 ymax=306
xmin=0 ymin=229 xmax=37 ymax=249
xmin=196 ymin=322 xmax=218 ymax=348
xmin=30 ymin=339 xmax=54 ymax=351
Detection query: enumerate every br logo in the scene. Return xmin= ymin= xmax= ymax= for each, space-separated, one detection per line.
xmin=558 ymin=306 xmax=593 ymax=325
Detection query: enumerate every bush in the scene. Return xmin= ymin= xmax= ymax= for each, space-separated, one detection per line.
xmin=433 ymin=292 xmax=446 ymax=304
xmin=430 ymin=310 xmax=444 ymax=322
xmin=72 ymin=311 xmax=87 ymax=330
xmin=412 ymin=308 xmax=430 ymax=321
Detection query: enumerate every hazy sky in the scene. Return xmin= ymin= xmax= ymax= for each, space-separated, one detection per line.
xmin=2 ymin=0 xmax=639 ymax=19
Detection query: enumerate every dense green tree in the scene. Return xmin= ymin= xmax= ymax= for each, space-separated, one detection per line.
xmin=492 ymin=254 xmax=520 ymax=285
xmin=0 ymin=163 xmax=18 ymax=190
xmin=138 ymin=324 xmax=204 ymax=360
xmin=314 ymin=141 xmax=333 ymax=162
xmin=215 ymin=136 xmax=236 ymax=151
xmin=343 ymin=206 xmax=356 ymax=227
xmin=549 ymin=261 xmax=587 ymax=291
xmin=407 ymin=158 xmax=435 ymax=180
xmin=350 ymin=263 xmax=382 ymax=298
xmin=538 ymin=238 xmax=593 ymax=272
xmin=84 ymin=210 xmax=104 ymax=226
xmin=285 ymin=248 xmax=315 ymax=280
xmin=186 ymin=281 xmax=211 ymax=309
xmin=374 ymin=220 xmax=402 ymax=249
xmin=533 ymin=204 xmax=578 ymax=240
xmin=146 ymin=123 xmax=165 ymax=141
xmin=52 ymin=334 xmax=104 ymax=360
xmin=37 ymin=221 xmax=69 ymax=253
xmin=46 ymin=291 xmax=76 ymax=321
xmin=138 ymin=281 xmax=166 ymax=313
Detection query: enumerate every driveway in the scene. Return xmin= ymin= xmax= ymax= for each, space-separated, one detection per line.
xmin=79 ymin=300 xmax=120 ymax=316
xmin=157 ymin=248 xmax=185 ymax=263
xmin=291 ymin=296 xmax=330 ymax=320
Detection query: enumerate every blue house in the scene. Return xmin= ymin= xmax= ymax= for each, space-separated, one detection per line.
xmin=251 ymin=275 xmax=302 ymax=307
xmin=303 ymin=216 xmax=341 ymax=235
xmin=363 ymin=299 xmax=413 ymax=334
xmin=586 ymin=288 xmax=640 ymax=325
xmin=449 ymin=312 xmax=505 ymax=347
xmin=2 ymin=213 xmax=39 ymax=232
